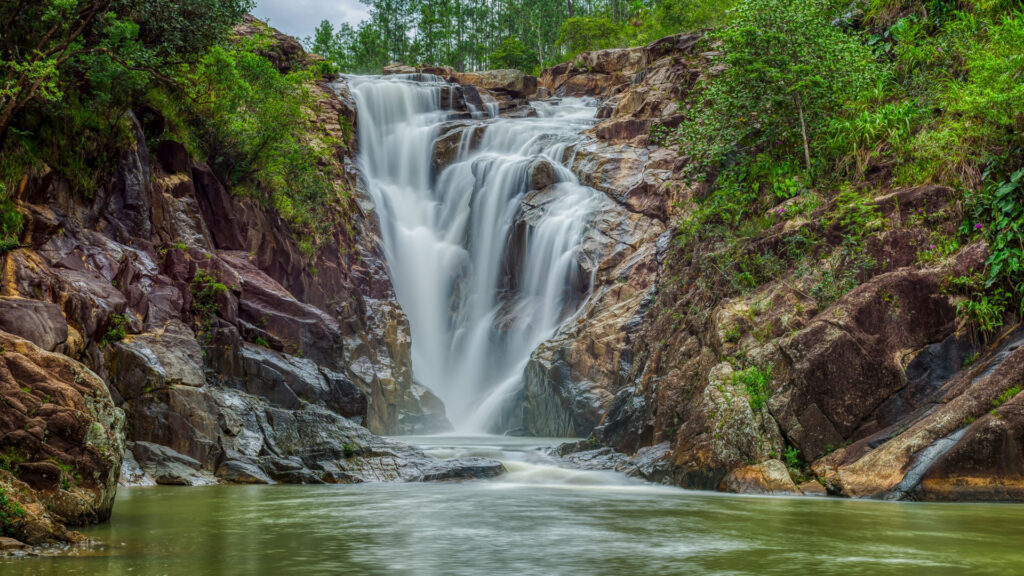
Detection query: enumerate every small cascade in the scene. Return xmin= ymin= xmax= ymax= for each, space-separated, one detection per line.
xmin=348 ymin=75 xmax=602 ymax=432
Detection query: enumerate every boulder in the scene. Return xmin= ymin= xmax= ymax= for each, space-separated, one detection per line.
xmin=0 ymin=298 xmax=67 ymax=352
xmin=0 ymin=331 xmax=124 ymax=543
xmin=719 ymin=460 xmax=800 ymax=495
xmin=452 ymin=69 xmax=538 ymax=98
xmin=130 ymin=441 xmax=216 ymax=486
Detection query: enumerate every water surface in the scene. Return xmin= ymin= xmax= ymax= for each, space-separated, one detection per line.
xmin=4 ymin=436 xmax=1024 ymax=575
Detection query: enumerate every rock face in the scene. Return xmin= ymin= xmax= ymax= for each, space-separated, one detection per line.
xmin=0 ymin=331 xmax=124 ymax=544
xmin=510 ymin=32 xmax=1024 ymax=503
xmin=0 ymin=17 xmax=503 ymax=544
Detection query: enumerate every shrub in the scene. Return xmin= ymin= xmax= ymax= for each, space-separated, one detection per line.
xmin=557 ymin=17 xmax=623 ymax=57
xmin=678 ymin=0 xmax=884 ymax=178
xmin=733 ymin=364 xmax=773 ymax=411
xmin=0 ymin=183 xmax=23 ymax=254
xmin=488 ymin=38 xmax=540 ymax=72
xmin=0 ymin=486 xmax=24 ymax=537
xmin=784 ymin=445 xmax=801 ymax=468
xmin=102 ymin=313 xmax=130 ymax=343
xmin=190 ymin=268 xmax=228 ymax=337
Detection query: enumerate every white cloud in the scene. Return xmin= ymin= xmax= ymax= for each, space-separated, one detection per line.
xmin=252 ymin=0 xmax=370 ymax=42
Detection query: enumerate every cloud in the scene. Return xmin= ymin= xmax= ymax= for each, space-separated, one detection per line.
xmin=252 ymin=0 xmax=370 ymax=42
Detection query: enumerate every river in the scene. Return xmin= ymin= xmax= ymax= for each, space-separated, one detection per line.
xmin=4 ymin=435 xmax=1024 ymax=575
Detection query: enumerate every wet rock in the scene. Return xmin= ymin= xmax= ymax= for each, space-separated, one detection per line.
xmin=107 ymin=322 xmax=205 ymax=401
xmin=118 ymin=450 xmax=155 ymax=487
xmin=217 ymin=459 xmax=273 ymax=484
xmin=0 ymin=298 xmax=67 ymax=352
xmin=0 ymin=537 xmax=28 ymax=551
xmin=527 ymin=160 xmax=558 ymax=192
xmin=718 ymin=460 xmax=800 ymax=495
xmin=131 ymin=441 xmax=217 ymax=486
xmin=452 ymin=69 xmax=538 ymax=99
xmin=0 ymin=331 xmax=124 ymax=543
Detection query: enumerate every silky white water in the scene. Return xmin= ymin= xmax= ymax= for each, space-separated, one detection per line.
xmin=348 ymin=75 xmax=601 ymax=431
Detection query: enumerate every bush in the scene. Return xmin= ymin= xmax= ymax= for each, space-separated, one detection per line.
xmin=488 ymin=38 xmax=540 ymax=72
xmin=557 ymin=17 xmax=623 ymax=57
xmin=190 ymin=268 xmax=228 ymax=338
xmin=733 ymin=364 xmax=773 ymax=411
xmin=0 ymin=183 xmax=23 ymax=253
xmin=102 ymin=313 xmax=130 ymax=344
xmin=163 ymin=38 xmax=348 ymax=255
xmin=0 ymin=486 xmax=24 ymax=537
xmin=678 ymin=0 xmax=884 ymax=178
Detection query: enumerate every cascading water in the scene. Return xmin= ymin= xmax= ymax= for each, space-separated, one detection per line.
xmin=348 ymin=74 xmax=600 ymax=432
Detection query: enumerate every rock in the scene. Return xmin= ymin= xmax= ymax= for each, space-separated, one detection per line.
xmin=799 ymin=480 xmax=828 ymax=496
xmin=513 ymin=182 xmax=665 ymax=438
xmin=155 ymin=140 xmax=190 ymax=174
xmin=217 ymin=459 xmax=274 ymax=484
xmin=719 ymin=460 xmax=800 ymax=495
xmin=130 ymin=441 xmax=217 ymax=486
xmin=0 ymin=537 xmax=28 ymax=551
xmin=529 ymin=160 xmax=558 ymax=191
xmin=108 ymin=322 xmax=206 ymax=401
xmin=452 ymin=69 xmax=538 ymax=98
xmin=0 ymin=298 xmax=68 ymax=352
xmin=0 ymin=331 xmax=124 ymax=543
xmin=383 ymin=63 xmax=418 ymax=75
xmin=118 ymin=450 xmax=155 ymax=487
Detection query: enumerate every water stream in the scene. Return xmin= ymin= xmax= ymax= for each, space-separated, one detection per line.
xmin=6 ymin=435 xmax=1024 ymax=575
xmin=349 ymin=75 xmax=600 ymax=431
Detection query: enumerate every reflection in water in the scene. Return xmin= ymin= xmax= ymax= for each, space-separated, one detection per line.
xmin=4 ymin=436 xmax=1024 ymax=575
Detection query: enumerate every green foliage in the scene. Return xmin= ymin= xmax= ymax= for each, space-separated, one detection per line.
xmin=977 ymin=169 xmax=1024 ymax=303
xmin=0 ymin=183 xmax=24 ymax=253
xmin=557 ymin=17 xmax=624 ymax=57
xmin=993 ymin=386 xmax=1021 ymax=409
xmin=190 ymin=267 xmax=228 ymax=337
xmin=0 ymin=486 xmax=25 ymax=537
xmin=164 ymin=41 xmax=345 ymax=251
xmin=310 ymin=0 xmax=726 ymax=74
xmin=0 ymin=448 xmax=25 ymax=474
xmin=732 ymin=364 xmax=772 ymax=411
xmin=678 ymin=0 xmax=884 ymax=178
xmin=957 ymin=291 xmax=1009 ymax=337
xmin=488 ymin=38 xmax=540 ymax=72
xmin=825 ymin=99 xmax=922 ymax=179
xmin=254 ymin=335 xmax=270 ymax=348
xmin=343 ymin=443 xmax=356 ymax=458
xmin=0 ymin=0 xmax=255 ymax=147
xmin=784 ymin=445 xmax=801 ymax=468
xmin=102 ymin=313 xmax=129 ymax=344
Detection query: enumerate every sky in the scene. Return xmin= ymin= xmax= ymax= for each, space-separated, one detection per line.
xmin=251 ymin=0 xmax=370 ymax=43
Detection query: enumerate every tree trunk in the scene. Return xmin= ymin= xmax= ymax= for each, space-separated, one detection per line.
xmin=796 ymin=93 xmax=812 ymax=179
xmin=566 ymin=0 xmax=574 ymax=18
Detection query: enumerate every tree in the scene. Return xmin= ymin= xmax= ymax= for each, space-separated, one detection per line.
xmin=678 ymin=0 xmax=883 ymax=177
xmin=556 ymin=16 xmax=622 ymax=57
xmin=0 ymin=0 xmax=254 ymax=144
xmin=488 ymin=38 xmax=540 ymax=72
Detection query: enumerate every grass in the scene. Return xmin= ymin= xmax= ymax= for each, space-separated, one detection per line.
xmin=992 ymin=386 xmax=1021 ymax=409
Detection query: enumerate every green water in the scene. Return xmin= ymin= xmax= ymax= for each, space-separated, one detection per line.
xmin=3 ymin=436 xmax=1024 ymax=575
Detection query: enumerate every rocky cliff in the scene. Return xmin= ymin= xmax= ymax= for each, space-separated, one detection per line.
xmin=0 ymin=19 xmax=502 ymax=546
xmin=523 ymin=34 xmax=1024 ymax=502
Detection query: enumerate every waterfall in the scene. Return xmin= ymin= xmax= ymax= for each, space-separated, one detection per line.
xmin=348 ymin=75 xmax=600 ymax=432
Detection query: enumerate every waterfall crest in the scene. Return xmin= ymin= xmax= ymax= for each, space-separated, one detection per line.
xmin=348 ymin=75 xmax=601 ymax=432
